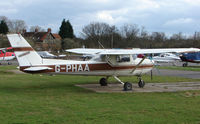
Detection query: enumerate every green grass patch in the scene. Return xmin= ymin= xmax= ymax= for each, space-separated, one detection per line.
xmin=0 ymin=65 xmax=17 ymax=74
xmin=1 ymin=66 xmax=200 ymax=123
xmin=158 ymin=66 xmax=200 ymax=71
xmin=0 ymin=65 xmax=17 ymax=71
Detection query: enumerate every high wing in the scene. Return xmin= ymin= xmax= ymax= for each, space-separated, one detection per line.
xmin=66 ymin=48 xmax=200 ymax=55
xmin=66 ymin=48 xmax=105 ymax=55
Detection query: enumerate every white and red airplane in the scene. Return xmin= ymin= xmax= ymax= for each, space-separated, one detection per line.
xmin=152 ymin=53 xmax=181 ymax=66
xmin=7 ymin=34 xmax=200 ymax=91
xmin=0 ymin=47 xmax=15 ymax=61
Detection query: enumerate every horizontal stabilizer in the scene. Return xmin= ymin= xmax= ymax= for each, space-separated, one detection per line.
xmin=24 ymin=67 xmax=52 ymax=72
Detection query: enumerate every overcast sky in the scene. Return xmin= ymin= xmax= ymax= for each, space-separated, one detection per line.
xmin=0 ymin=0 xmax=200 ymax=36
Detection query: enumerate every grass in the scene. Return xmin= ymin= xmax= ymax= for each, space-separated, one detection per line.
xmin=158 ymin=66 xmax=200 ymax=72
xmin=0 ymin=65 xmax=16 ymax=74
xmin=0 ymin=66 xmax=200 ymax=124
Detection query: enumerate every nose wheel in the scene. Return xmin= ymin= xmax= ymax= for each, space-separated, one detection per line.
xmin=138 ymin=76 xmax=145 ymax=88
xmin=138 ymin=79 xmax=145 ymax=88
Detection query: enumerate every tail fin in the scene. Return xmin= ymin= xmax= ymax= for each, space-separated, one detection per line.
xmin=7 ymin=34 xmax=42 ymax=66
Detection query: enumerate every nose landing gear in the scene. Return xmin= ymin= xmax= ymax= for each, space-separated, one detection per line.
xmin=138 ymin=77 xmax=145 ymax=88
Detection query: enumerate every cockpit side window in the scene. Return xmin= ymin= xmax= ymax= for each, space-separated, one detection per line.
xmin=91 ymin=55 xmax=103 ymax=61
xmin=117 ymin=55 xmax=130 ymax=62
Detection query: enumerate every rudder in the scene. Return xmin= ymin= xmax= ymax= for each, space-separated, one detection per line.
xmin=7 ymin=34 xmax=42 ymax=66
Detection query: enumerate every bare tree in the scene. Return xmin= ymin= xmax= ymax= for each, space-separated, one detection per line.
xmin=119 ymin=24 xmax=140 ymax=48
xmin=140 ymin=26 xmax=148 ymax=39
xmin=81 ymin=22 xmax=112 ymax=48
xmin=151 ymin=32 xmax=166 ymax=42
xmin=0 ymin=16 xmax=8 ymax=22
xmin=120 ymin=24 xmax=139 ymax=39
xmin=29 ymin=25 xmax=45 ymax=32
xmin=7 ymin=19 xmax=27 ymax=33
xmin=170 ymin=32 xmax=185 ymax=40
xmin=82 ymin=22 xmax=111 ymax=38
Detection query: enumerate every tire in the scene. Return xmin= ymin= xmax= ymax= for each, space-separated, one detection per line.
xmin=124 ymin=82 xmax=132 ymax=91
xmin=99 ymin=78 xmax=107 ymax=86
xmin=138 ymin=80 xmax=145 ymax=88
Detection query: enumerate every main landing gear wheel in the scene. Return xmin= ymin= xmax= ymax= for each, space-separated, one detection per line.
xmin=138 ymin=79 xmax=145 ymax=88
xmin=99 ymin=78 xmax=107 ymax=86
xmin=124 ymin=82 xmax=132 ymax=91
xmin=113 ymin=76 xmax=133 ymax=91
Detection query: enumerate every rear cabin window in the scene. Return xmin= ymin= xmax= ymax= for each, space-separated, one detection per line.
xmin=117 ymin=55 xmax=130 ymax=62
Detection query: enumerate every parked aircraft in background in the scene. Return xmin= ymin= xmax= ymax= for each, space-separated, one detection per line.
xmin=180 ymin=52 xmax=200 ymax=67
xmin=0 ymin=47 xmax=15 ymax=61
xmin=37 ymin=51 xmax=57 ymax=58
xmin=7 ymin=34 xmax=200 ymax=91
xmin=152 ymin=53 xmax=180 ymax=65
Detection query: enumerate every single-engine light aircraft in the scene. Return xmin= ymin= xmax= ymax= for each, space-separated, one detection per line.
xmin=180 ymin=52 xmax=200 ymax=67
xmin=7 ymin=34 xmax=200 ymax=91
xmin=152 ymin=53 xmax=181 ymax=65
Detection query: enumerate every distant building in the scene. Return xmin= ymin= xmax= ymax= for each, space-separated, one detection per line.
xmin=22 ymin=28 xmax=61 ymax=51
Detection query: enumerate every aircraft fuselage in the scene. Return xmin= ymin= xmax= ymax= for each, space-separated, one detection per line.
xmin=20 ymin=58 xmax=154 ymax=76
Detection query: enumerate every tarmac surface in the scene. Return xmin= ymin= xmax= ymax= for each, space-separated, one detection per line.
xmin=151 ymin=68 xmax=200 ymax=79
xmin=76 ymin=82 xmax=200 ymax=93
xmin=0 ymin=60 xmax=18 ymax=65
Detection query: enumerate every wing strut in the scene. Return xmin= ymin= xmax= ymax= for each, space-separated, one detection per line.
xmin=130 ymin=56 xmax=147 ymax=74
